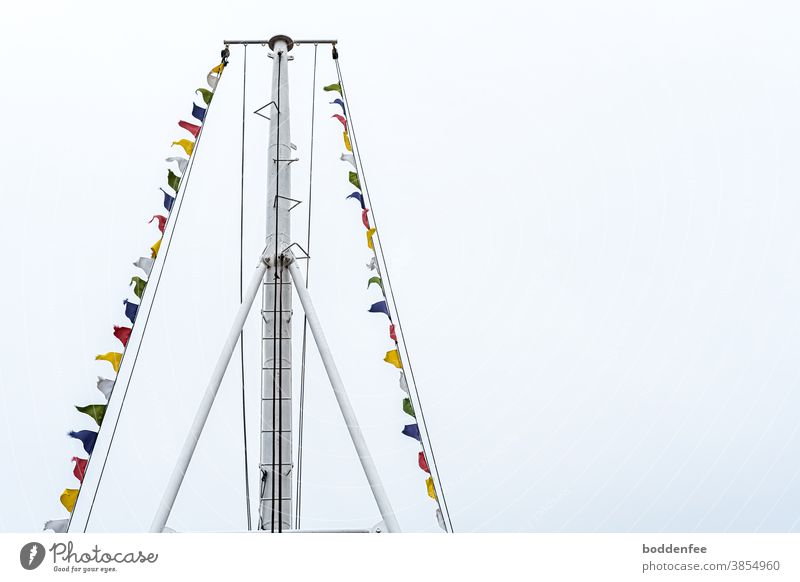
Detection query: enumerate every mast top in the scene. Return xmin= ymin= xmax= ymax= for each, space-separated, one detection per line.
xmin=268 ymin=34 xmax=294 ymax=51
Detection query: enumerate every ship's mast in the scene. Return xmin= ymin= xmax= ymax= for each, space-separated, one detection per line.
xmin=149 ymin=35 xmax=401 ymax=533
xmin=260 ymin=34 xmax=294 ymax=532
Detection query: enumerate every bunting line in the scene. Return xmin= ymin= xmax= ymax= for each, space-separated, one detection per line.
xmin=324 ymin=75 xmax=448 ymax=531
xmin=47 ymin=58 xmax=226 ymax=533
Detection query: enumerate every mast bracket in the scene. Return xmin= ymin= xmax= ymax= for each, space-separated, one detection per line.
xmin=274 ymin=195 xmax=303 ymax=211
xmin=254 ymin=101 xmax=278 ymax=120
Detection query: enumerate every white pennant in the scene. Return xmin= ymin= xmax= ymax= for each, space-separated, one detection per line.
xmin=166 ymin=156 xmax=189 ymax=174
xmin=340 ymin=153 xmax=357 ymax=169
xmin=133 ymin=257 xmax=154 ymax=277
xmin=96 ymin=377 xmax=115 ymax=401
xmin=207 ymin=73 xmax=219 ymax=90
xmin=435 ymin=509 xmax=447 ymax=531
xmin=399 ymin=371 xmax=409 ymax=394
xmin=43 ymin=519 xmax=69 ymax=533
xmin=367 ymin=257 xmax=378 ymax=271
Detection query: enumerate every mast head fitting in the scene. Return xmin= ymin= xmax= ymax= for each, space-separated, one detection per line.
xmin=267 ymin=34 xmax=294 ymax=52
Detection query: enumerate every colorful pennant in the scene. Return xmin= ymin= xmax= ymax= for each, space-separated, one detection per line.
xmin=113 ymin=325 xmax=131 ymax=347
xmin=196 ymin=88 xmax=213 ymax=105
xmin=402 ymin=423 xmax=421 ymax=441
xmin=60 ymin=489 xmax=79 ymax=513
xmin=330 ymin=98 xmax=346 ymax=115
xmin=384 ymin=349 xmax=403 ymax=368
xmin=68 ymin=430 xmax=97 ymax=455
xmin=349 ymin=171 xmax=361 ymax=190
xmin=149 ymin=215 xmax=167 ymax=233
xmin=418 ymin=451 xmax=430 ymax=473
xmin=361 ymin=208 xmax=370 ymax=228
xmin=171 ymin=139 xmax=195 ymax=156
xmin=347 ymin=191 xmax=365 ymax=209
xmin=426 ymin=476 xmax=437 ymax=500
xmin=367 ymin=228 xmax=377 ymax=250
xmin=192 ymin=103 xmax=207 ymax=122
xmin=323 ymin=83 xmax=342 ymax=95
xmin=178 ymin=120 xmax=202 ymax=138
xmin=95 ymin=352 xmax=122 ymax=373
xmin=130 ymin=276 xmax=146 ymax=299
xmin=123 ymin=299 xmax=139 ymax=324
xmin=161 ymin=188 xmax=176 ymax=212
xmin=71 ymin=457 xmax=88 ymax=483
xmin=76 ymin=404 xmax=106 ymax=426
xmin=167 ymin=169 xmax=181 ymax=192
xmin=332 ymin=114 xmax=348 ymax=131
xmin=368 ymin=300 xmax=390 ymax=318
xmin=402 ymin=398 xmax=415 ymax=418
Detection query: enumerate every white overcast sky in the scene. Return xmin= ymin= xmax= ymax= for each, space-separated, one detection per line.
xmin=2 ymin=0 xmax=800 ymax=533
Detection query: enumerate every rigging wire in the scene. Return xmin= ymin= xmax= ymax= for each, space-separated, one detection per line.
xmin=334 ymin=56 xmax=455 ymax=532
xmin=77 ymin=61 xmax=229 ymax=533
xmin=295 ymin=42 xmax=318 ymax=529
xmin=239 ymin=44 xmax=253 ymax=532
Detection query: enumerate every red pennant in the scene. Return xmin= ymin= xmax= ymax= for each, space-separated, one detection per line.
xmin=361 ymin=208 xmax=370 ymax=229
xmin=178 ymin=120 xmax=202 ymax=138
xmin=149 ymin=215 xmax=167 ymax=233
xmin=72 ymin=457 xmax=88 ymax=483
xmin=332 ymin=114 xmax=348 ymax=131
xmin=389 ymin=324 xmax=397 ymax=342
xmin=113 ymin=326 xmax=132 ymax=347
xmin=418 ymin=451 xmax=430 ymax=473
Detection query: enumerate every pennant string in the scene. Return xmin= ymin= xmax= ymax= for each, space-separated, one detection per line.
xmin=69 ymin=60 xmax=226 ymax=534
xmin=330 ymin=64 xmax=454 ymax=531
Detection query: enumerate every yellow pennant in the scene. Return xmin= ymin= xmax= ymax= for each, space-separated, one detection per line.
xmin=343 ymin=131 xmax=352 ymax=152
xmin=384 ymin=349 xmax=403 ymax=369
xmin=95 ymin=352 xmax=123 ymax=373
xmin=210 ymin=63 xmax=225 ymax=75
xmin=426 ymin=477 xmax=437 ymax=500
xmin=60 ymin=488 xmax=79 ymax=513
xmin=151 ymin=238 xmax=162 ymax=259
xmin=172 ymin=139 xmax=195 ymax=156
xmin=367 ymin=228 xmax=377 ymax=250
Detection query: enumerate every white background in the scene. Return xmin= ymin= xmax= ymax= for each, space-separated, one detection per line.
xmin=2 ymin=0 xmax=800 ymax=533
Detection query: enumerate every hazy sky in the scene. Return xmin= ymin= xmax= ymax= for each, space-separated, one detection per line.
xmin=2 ymin=0 xmax=800 ymax=533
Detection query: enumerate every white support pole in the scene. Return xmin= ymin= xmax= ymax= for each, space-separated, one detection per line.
xmin=150 ymin=251 xmax=272 ymax=533
xmin=285 ymin=255 xmax=401 ymax=533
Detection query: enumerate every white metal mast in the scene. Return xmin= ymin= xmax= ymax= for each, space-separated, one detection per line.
xmin=260 ymin=34 xmax=294 ymax=532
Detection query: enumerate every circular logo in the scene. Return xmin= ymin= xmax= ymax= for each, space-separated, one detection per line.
xmin=19 ymin=542 xmax=46 ymax=570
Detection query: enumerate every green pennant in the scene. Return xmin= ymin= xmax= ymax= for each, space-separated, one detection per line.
xmin=349 ymin=171 xmax=361 ymax=190
xmin=167 ymin=169 xmax=181 ymax=192
xmin=367 ymin=276 xmax=383 ymax=290
xmin=323 ymin=83 xmax=342 ymax=95
xmin=76 ymin=404 xmax=107 ymax=426
xmin=196 ymin=88 xmax=213 ymax=105
xmin=402 ymin=398 xmax=415 ymax=418
xmin=130 ymin=276 xmax=146 ymax=299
